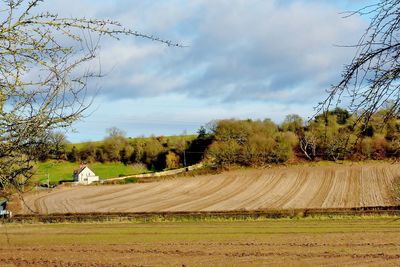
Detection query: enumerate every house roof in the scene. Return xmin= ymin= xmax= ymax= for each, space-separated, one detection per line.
xmin=74 ymin=166 xmax=88 ymax=175
xmin=78 ymin=166 xmax=88 ymax=174
xmin=74 ymin=165 xmax=97 ymax=176
xmin=0 ymin=200 xmax=7 ymax=208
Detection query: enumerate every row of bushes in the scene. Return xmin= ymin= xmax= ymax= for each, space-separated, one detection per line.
xmin=42 ymin=128 xmax=211 ymax=171
xmin=42 ymin=107 xmax=400 ymax=169
xmin=204 ymin=108 xmax=400 ymax=166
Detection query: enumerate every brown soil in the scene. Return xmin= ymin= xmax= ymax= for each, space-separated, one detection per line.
xmin=21 ymin=163 xmax=399 ymax=214
xmin=1 ymin=241 xmax=399 ymax=267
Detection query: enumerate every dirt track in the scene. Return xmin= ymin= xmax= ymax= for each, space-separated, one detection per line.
xmin=22 ymin=163 xmax=399 ymax=214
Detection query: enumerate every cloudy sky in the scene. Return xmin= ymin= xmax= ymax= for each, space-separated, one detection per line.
xmin=45 ymin=0 xmax=374 ymax=142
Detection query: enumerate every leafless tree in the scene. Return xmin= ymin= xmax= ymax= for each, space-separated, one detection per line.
xmin=299 ymin=131 xmax=318 ymax=161
xmin=0 ymin=0 xmax=178 ymax=198
xmin=320 ymin=0 xmax=400 ymax=124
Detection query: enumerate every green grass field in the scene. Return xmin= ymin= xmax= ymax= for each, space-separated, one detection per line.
xmin=1 ymin=217 xmax=399 ymax=266
xmin=3 ymin=217 xmax=399 ymax=244
xmin=33 ymin=135 xmax=198 ymax=184
xmin=33 ymin=160 xmax=149 ymax=184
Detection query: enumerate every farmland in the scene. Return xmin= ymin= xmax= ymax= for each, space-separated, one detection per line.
xmin=1 ymin=218 xmax=399 ymax=266
xmin=21 ymin=162 xmax=399 ymax=214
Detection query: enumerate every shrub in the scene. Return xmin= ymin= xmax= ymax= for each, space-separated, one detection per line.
xmin=165 ymin=151 xmax=181 ymax=169
xmin=207 ymin=140 xmax=241 ymax=166
xmin=371 ymin=135 xmax=388 ymax=160
xmin=124 ymin=177 xmax=138 ymax=184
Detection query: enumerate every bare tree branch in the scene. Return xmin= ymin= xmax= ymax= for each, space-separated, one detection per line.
xmin=0 ymin=0 xmax=180 ymax=198
xmin=319 ymin=0 xmax=400 ymax=125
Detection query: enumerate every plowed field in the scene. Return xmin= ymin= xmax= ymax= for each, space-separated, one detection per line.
xmin=22 ymin=163 xmax=399 ymax=214
xmin=1 ymin=219 xmax=400 ymax=266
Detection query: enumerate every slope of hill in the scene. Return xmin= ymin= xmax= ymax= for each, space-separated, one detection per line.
xmin=22 ymin=163 xmax=399 ymax=214
xmin=33 ymin=161 xmax=149 ymax=184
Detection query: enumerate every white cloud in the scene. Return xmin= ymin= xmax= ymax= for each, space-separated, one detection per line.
xmin=36 ymin=0 xmax=370 ymax=141
xmin=45 ymin=0 xmax=366 ymax=105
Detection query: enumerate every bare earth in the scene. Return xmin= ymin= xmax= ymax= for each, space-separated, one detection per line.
xmin=22 ymin=163 xmax=399 ymax=214
xmin=1 ymin=219 xmax=400 ymax=266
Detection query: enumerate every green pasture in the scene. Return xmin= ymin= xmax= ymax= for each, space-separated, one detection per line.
xmin=1 ymin=217 xmax=399 ymax=245
xmin=33 ymin=161 xmax=149 ymax=184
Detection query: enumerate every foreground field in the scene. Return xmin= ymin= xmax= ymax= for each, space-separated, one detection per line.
xmin=22 ymin=163 xmax=399 ymax=214
xmin=1 ymin=218 xmax=399 ymax=266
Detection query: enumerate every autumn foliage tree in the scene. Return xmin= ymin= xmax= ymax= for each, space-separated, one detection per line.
xmin=207 ymin=119 xmax=297 ymax=167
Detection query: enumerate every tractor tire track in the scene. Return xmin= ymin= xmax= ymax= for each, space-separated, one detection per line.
xmin=21 ymin=163 xmax=400 ymax=214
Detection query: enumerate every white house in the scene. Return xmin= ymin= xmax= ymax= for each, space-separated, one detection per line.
xmin=0 ymin=200 xmax=11 ymax=218
xmin=73 ymin=164 xmax=100 ymax=185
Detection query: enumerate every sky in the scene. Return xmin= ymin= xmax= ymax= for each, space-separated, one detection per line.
xmin=43 ymin=0 xmax=375 ymax=142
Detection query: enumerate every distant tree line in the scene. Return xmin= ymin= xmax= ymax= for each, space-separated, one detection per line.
xmin=40 ymin=127 xmax=212 ymax=171
xmin=40 ymin=107 xmax=400 ymax=170
xmin=207 ymin=107 xmax=400 ymax=167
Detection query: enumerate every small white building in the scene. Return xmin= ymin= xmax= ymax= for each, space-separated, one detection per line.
xmin=0 ymin=200 xmax=11 ymax=218
xmin=73 ymin=165 xmax=99 ymax=185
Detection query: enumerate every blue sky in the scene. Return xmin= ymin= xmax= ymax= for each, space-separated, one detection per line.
xmin=44 ymin=0 xmax=374 ymax=142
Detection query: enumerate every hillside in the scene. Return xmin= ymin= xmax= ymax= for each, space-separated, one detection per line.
xmin=21 ymin=163 xmax=398 ymax=214
xmin=33 ymin=161 xmax=149 ymax=184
